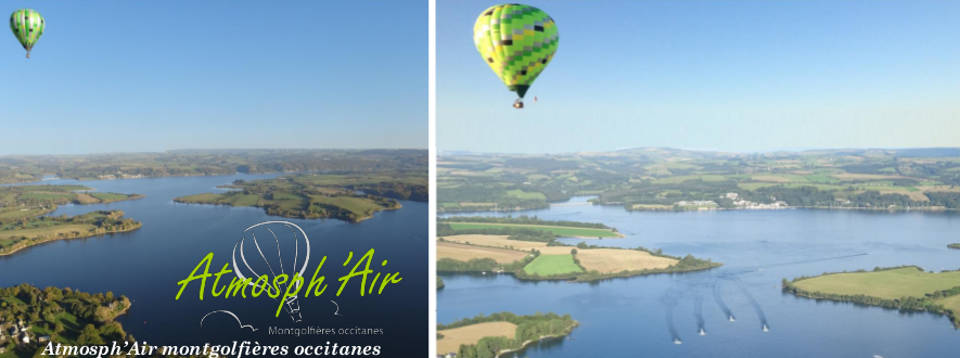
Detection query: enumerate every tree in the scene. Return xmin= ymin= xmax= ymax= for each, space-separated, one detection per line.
xmin=77 ymin=324 xmax=104 ymax=345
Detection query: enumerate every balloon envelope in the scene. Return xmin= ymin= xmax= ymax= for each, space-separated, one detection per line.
xmin=9 ymin=9 xmax=45 ymax=57
xmin=473 ymin=4 xmax=558 ymax=98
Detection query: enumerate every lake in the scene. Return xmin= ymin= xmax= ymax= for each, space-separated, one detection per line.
xmin=0 ymin=175 xmax=427 ymax=356
xmin=439 ymin=196 xmax=960 ymax=358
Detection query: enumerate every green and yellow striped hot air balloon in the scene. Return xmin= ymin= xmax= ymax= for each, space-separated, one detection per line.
xmin=473 ymin=4 xmax=558 ymax=108
xmin=9 ymin=9 xmax=45 ymax=59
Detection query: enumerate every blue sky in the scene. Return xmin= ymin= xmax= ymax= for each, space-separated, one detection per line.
xmin=0 ymin=1 xmax=426 ymax=154
xmin=439 ymin=0 xmax=960 ymax=153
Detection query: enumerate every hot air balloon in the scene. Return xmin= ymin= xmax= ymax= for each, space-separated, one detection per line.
xmin=232 ymin=221 xmax=311 ymax=322
xmin=473 ymin=4 xmax=558 ymax=109
xmin=9 ymin=9 xmax=45 ymax=59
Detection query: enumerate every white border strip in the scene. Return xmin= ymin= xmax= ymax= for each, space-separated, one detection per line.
xmin=427 ymin=0 xmax=438 ymax=356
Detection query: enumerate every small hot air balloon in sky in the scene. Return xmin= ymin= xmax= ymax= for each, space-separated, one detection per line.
xmin=473 ymin=4 xmax=558 ymax=109
xmin=9 ymin=9 xmax=45 ymax=59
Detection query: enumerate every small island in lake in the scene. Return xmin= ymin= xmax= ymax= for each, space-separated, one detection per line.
xmin=174 ymin=173 xmax=426 ymax=223
xmin=0 ymin=185 xmax=143 ymax=256
xmin=437 ymin=312 xmax=577 ymax=358
xmin=437 ymin=217 xmax=719 ymax=282
xmin=783 ymin=266 xmax=960 ymax=328
xmin=0 ymin=284 xmax=132 ymax=357
xmin=949 ymin=243 xmax=960 ymax=250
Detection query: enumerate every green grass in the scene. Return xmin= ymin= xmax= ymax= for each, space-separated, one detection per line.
xmin=88 ymin=192 xmax=135 ymax=202
xmin=793 ymin=267 xmax=960 ymax=300
xmin=174 ymin=193 xmax=222 ymax=203
xmin=310 ymin=195 xmax=386 ymax=217
xmin=506 ymin=189 xmax=547 ymax=201
xmin=935 ymin=294 xmax=960 ymax=317
xmin=446 ymin=222 xmax=620 ymax=238
xmin=18 ymin=191 xmax=75 ymax=202
xmin=523 ymin=254 xmax=583 ymax=276
xmin=228 ymin=194 xmax=261 ymax=206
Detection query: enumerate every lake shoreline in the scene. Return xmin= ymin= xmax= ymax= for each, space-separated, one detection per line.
xmin=783 ymin=266 xmax=960 ymax=329
xmin=0 ymin=222 xmax=143 ymax=257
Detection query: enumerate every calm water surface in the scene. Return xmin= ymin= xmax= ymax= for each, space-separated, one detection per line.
xmin=0 ymin=175 xmax=427 ymax=355
xmin=440 ymin=197 xmax=960 ymax=358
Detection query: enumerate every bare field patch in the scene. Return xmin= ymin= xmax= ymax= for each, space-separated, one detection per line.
xmin=438 ymin=322 xmax=517 ymax=355
xmin=441 ymin=234 xmax=575 ymax=255
xmin=442 ymin=234 xmax=544 ymax=251
xmin=831 ymin=173 xmax=909 ymax=181
xmin=878 ymin=190 xmax=929 ymax=202
xmin=577 ymin=249 xmax=677 ymax=273
xmin=438 ymin=241 xmax=529 ymax=264
xmin=73 ymin=193 xmax=99 ymax=204
xmin=751 ymin=175 xmax=793 ymax=183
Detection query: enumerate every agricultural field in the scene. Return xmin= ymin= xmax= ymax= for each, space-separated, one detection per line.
xmin=438 ymin=241 xmax=530 ymax=264
xmin=437 ymin=321 xmax=517 ymax=355
xmin=523 ymin=254 xmax=583 ymax=276
xmin=437 ymin=312 xmax=578 ymax=358
xmin=438 ymin=148 xmax=960 ymax=213
xmin=445 ymin=221 xmax=621 ymax=238
xmin=438 ymin=231 xmax=717 ymax=280
xmin=935 ymin=294 xmax=960 ymax=318
xmin=439 ymin=234 xmax=570 ymax=254
xmin=791 ymin=267 xmax=960 ymax=300
xmin=785 ymin=266 xmax=960 ymax=328
xmin=576 ymin=248 xmax=677 ymax=273
xmin=174 ymin=173 xmax=426 ymax=223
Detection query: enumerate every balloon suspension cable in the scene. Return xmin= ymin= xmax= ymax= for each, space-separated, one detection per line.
xmin=513 ymin=98 xmax=524 ymax=109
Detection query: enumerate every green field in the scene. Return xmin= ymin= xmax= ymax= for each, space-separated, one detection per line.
xmin=506 ymin=189 xmax=547 ymax=201
xmin=446 ymin=222 xmax=621 ymax=238
xmin=793 ymin=267 xmax=960 ymax=300
xmin=522 ymin=254 xmax=584 ymax=276
xmin=937 ymin=294 xmax=960 ymax=315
